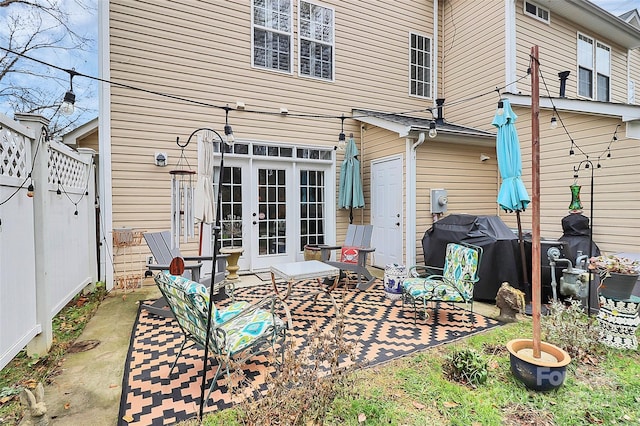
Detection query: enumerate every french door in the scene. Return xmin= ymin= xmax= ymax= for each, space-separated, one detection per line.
xmin=217 ymin=157 xmax=332 ymax=272
xmin=251 ymin=161 xmax=295 ymax=269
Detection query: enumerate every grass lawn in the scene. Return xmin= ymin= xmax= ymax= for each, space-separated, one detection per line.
xmin=193 ymin=317 xmax=640 ymax=426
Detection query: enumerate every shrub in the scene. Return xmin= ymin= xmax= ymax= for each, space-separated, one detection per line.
xmin=229 ymin=305 xmax=361 ymax=425
xmin=442 ymin=348 xmax=488 ymax=387
xmin=541 ymin=299 xmax=601 ymax=361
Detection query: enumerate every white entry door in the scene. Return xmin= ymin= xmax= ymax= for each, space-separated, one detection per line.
xmin=371 ymin=155 xmax=403 ymax=267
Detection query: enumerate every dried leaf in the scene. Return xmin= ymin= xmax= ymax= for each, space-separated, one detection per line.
xmin=412 ymin=401 xmax=426 ymax=409
xmin=358 ymin=413 xmax=367 ymax=423
xmin=109 ymin=384 xmax=118 ymax=388
xmin=64 ymin=402 xmax=71 ymax=410
xmin=443 ymin=401 xmax=459 ymax=408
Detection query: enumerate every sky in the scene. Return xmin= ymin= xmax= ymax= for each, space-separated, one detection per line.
xmin=0 ymin=0 xmax=638 ymax=134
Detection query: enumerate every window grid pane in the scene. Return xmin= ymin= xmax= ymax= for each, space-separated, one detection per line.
xmin=220 ymin=166 xmax=243 ymax=248
xmin=410 ymin=33 xmax=431 ymax=98
xmin=299 ymin=1 xmax=334 ymax=79
xmin=253 ymin=0 xmax=291 ymax=72
xmin=300 ymin=170 xmax=325 ymax=251
xmin=258 ymin=168 xmax=287 ymax=255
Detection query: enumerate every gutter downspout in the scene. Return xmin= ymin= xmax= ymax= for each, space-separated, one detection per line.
xmin=98 ymin=0 xmax=114 ymax=290
xmin=433 ymin=0 xmax=439 ymax=102
xmin=407 ymin=132 xmax=426 ymax=267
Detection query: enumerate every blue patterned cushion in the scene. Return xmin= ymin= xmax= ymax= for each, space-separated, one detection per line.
xmin=155 ymin=272 xmax=283 ymax=355
xmin=402 ymin=243 xmax=479 ymax=302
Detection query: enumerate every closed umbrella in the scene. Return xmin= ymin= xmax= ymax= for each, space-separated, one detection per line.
xmin=338 ymin=137 xmax=365 ymax=223
xmin=492 ymin=98 xmax=531 ymax=292
xmin=194 ymin=132 xmax=216 ymax=253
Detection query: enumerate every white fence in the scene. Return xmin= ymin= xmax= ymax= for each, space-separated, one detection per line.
xmin=0 ymin=113 xmax=97 ymax=371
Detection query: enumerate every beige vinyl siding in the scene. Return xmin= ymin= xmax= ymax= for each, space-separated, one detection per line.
xmin=514 ymin=1 xmax=630 ymax=103
xmin=78 ymin=131 xmax=99 ymax=153
xmin=109 ymin=1 xmax=436 ymax=259
xmin=631 ymin=48 xmax=640 ymax=105
xmin=439 ymin=0 xmax=504 ymax=131
xmin=413 ymin=141 xmax=500 ymax=264
xmin=513 ymin=106 xmax=640 ymax=253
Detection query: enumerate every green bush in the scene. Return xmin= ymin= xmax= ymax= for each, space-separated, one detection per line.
xmin=442 ymin=348 xmax=488 ymax=387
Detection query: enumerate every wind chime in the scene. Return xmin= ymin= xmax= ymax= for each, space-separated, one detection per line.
xmin=170 ymin=139 xmax=196 ymax=249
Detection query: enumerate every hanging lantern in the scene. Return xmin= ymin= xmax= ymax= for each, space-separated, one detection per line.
xmin=170 ymin=144 xmax=196 ymax=249
xmin=568 ymin=184 xmax=583 ymax=213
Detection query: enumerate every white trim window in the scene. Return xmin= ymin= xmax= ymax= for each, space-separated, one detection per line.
xmin=299 ymin=1 xmax=334 ymax=81
xmin=252 ymin=0 xmax=293 ymax=73
xmin=578 ymin=33 xmax=611 ymax=101
xmin=409 ymin=32 xmax=432 ymax=98
xmin=524 ymin=1 xmax=550 ymax=24
xmin=596 ymin=41 xmax=611 ymax=102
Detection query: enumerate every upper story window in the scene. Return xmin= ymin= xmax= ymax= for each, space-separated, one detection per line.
xmin=252 ymin=0 xmax=293 ymax=73
xmin=524 ymin=1 xmax=550 ymax=24
xmin=578 ymin=33 xmax=610 ymax=101
xmin=596 ymin=42 xmax=611 ymax=102
xmin=409 ymin=33 xmax=432 ymax=98
xmin=299 ymin=1 xmax=334 ymax=80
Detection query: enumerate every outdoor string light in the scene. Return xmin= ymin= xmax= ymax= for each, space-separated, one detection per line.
xmin=337 ymin=114 xmax=346 ymax=150
xmin=428 ymin=120 xmax=437 ymax=138
xmin=550 ymin=106 xmax=558 ymax=129
xmin=61 ymin=70 xmax=78 ymax=116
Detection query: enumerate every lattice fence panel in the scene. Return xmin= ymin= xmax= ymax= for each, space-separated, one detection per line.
xmin=0 ymin=127 xmax=29 ymax=179
xmin=48 ymin=146 xmax=88 ymax=190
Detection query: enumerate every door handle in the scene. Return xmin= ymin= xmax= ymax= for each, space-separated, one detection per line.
xmin=253 ymin=221 xmax=257 ymax=225
xmin=396 ymin=222 xmax=400 ymax=226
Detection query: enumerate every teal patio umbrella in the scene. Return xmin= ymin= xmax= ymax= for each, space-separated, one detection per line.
xmin=338 ymin=137 xmax=365 ymax=223
xmin=492 ymin=98 xmax=531 ymax=289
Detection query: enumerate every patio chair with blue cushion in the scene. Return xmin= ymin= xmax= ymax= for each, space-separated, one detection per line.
xmin=402 ymin=242 xmax=483 ymax=328
xmin=153 ymin=271 xmax=291 ymax=405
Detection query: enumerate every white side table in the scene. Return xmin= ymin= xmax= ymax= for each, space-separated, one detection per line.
xmin=270 ymin=260 xmax=340 ymax=313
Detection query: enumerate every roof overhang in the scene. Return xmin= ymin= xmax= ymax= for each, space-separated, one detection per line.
xmin=62 ymin=117 xmax=98 ymax=146
xmin=506 ymin=93 xmax=640 ymax=139
xmin=505 ymin=93 xmax=640 ymax=122
xmin=543 ymin=0 xmax=640 ymax=48
xmin=352 ymin=109 xmax=495 ymax=146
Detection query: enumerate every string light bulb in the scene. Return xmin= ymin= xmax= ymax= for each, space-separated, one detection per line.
xmin=27 ymin=183 xmax=34 ymax=198
xmin=496 ymin=100 xmax=504 ymax=116
xmin=223 ymin=106 xmax=234 ymax=145
xmin=337 ymin=114 xmax=346 ymax=149
xmin=550 ymin=116 xmax=557 ymax=129
xmin=61 ymin=70 xmax=77 ymax=116
xmin=428 ymin=120 xmax=437 ymax=138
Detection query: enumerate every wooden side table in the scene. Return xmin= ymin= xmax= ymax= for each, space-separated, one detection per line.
xmin=597 ymin=294 xmax=640 ymax=350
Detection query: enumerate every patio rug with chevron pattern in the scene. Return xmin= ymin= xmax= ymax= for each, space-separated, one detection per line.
xmin=118 ymin=279 xmax=500 ymax=425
